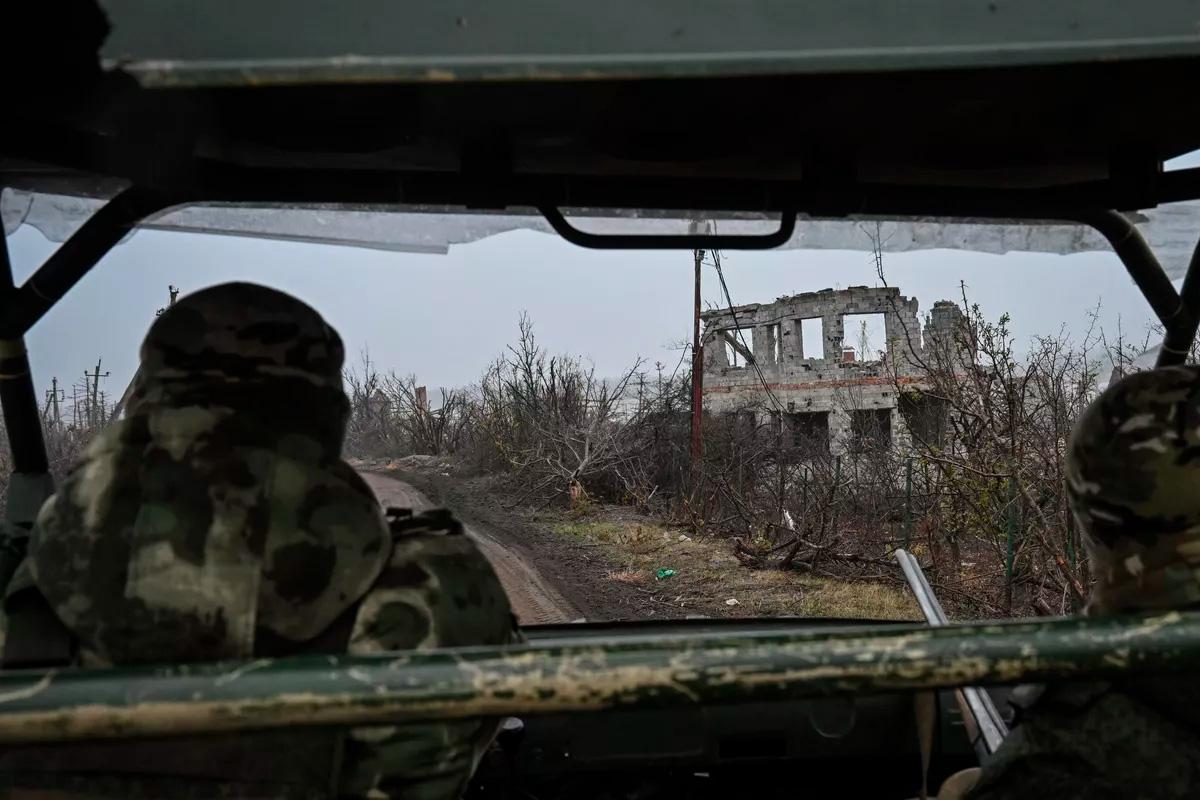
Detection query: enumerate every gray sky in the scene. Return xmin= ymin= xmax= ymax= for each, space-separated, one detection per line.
xmin=12 ymin=142 xmax=1200 ymax=410
xmin=23 ymin=143 xmax=1200 ymax=402
xmin=6 ymin=222 xmax=1161 ymax=407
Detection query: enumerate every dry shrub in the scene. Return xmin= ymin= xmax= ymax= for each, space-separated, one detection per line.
xmin=344 ymin=303 xmax=1174 ymax=619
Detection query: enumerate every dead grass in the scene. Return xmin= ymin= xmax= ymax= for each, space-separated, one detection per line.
xmin=605 ymin=568 xmax=648 ymax=585
xmin=549 ymin=512 xmax=920 ymax=621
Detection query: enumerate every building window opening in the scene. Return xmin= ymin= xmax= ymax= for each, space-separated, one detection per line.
xmin=843 ymin=313 xmax=887 ymax=362
xmin=767 ymin=323 xmax=783 ymax=365
xmin=899 ymin=392 xmax=947 ymax=448
xmin=800 ymin=318 xmax=824 ymax=360
xmin=723 ymin=328 xmax=755 ymax=368
xmin=786 ymin=411 xmax=830 ymax=453
xmin=850 ymin=409 xmax=893 ymax=450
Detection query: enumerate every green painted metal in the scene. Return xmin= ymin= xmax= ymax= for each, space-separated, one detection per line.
xmin=100 ymin=1 xmax=1200 ymax=88
xmin=0 ymin=611 xmax=1196 ymax=744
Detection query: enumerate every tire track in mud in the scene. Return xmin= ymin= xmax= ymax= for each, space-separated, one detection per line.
xmin=358 ymin=472 xmax=579 ymax=625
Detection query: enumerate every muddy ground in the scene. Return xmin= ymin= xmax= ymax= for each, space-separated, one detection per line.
xmin=370 ymin=468 xmax=675 ymax=622
xmin=359 ymin=472 xmax=581 ymax=624
xmin=357 ymin=458 xmax=919 ymax=624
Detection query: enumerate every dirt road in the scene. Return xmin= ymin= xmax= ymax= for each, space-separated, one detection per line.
xmin=359 ymin=472 xmax=580 ymax=625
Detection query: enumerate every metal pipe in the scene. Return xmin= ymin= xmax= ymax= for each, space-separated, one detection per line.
xmin=0 ymin=611 xmax=1196 ymax=744
xmin=896 ymin=549 xmax=1008 ymax=756
xmin=0 ymin=188 xmax=176 ymax=338
xmin=896 ymin=550 xmax=946 ymax=623
xmin=0 ymin=228 xmax=48 ymax=478
xmin=1157 ymin=233 xmax=1200 ymax=366
xmin=1080 ymin=210 xmax=1181 ymax=327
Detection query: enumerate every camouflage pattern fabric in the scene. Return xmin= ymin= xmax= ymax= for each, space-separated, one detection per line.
xmin=341 ymin=508 xmax=521 ymax=800
xmin=962 ymin=366 xmax=1200 ymax=800
xmin=10 ymin=283 xmax=518 ymax=799
xmin=1064 ymin=365 xmax=1200 ymax=615
xmin=28 ymin=282 xmax=391 ymax=665
xmin=965 ymin=678 xmax=1200 ymax=800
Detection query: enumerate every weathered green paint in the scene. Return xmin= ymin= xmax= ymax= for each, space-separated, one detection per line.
xmin=0 ymin=611 xmax=1196 ymax=743
xmin=100 ymin=1 xmax=1200 ymax=88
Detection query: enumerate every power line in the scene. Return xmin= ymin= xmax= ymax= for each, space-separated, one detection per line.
xmin=708 ymin=249 xmax=785 ymax=412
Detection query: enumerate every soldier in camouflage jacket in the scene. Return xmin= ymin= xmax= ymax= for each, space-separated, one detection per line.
xmin=962 ymin=366 xmax=1200 ymax=800
xmin=1 ymin=282 xmax=518 ymax=799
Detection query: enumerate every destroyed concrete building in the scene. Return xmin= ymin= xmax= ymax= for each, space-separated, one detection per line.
xmin=700 ymin=286 xmax=964 ymax=454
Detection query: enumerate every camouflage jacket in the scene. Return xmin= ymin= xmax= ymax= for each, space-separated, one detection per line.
xmin=0 ymin=284 xmax=519 ymax=799
xmin=26 ymin=407 xmax=393 ymax=667
xmin=4 ymin=492 xmax=517 ymax=800
xmin=340 ymin=507 xmax=521 ymax=800
xmin=26 ymin=282 xmax=395 ymax=667
xmin=967 ymin=679 xmax=1200 ymax=800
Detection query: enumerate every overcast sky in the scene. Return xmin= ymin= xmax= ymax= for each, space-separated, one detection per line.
xmin=2 ymin=223 xmax=1158 ymax=404
xmin=10 ymin=148 xmax=1200 ymax=406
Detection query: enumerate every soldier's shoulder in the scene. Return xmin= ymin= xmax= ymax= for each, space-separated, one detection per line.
xmin=1013 ymin=680 xmax=1112 ymax=714
xmin=257 ymin=457 xmax=392 ymax=643
xmin=351 ymin=506 xmax=518 ymax=652
xmin=970 ymin=680 xmax=1200 ymax=799
xmin=383 ymin=506 xmax=493 ymax=568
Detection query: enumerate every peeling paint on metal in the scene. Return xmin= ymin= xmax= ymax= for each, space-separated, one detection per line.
xmin=0 ymin=613 xmax=1196 ymax=743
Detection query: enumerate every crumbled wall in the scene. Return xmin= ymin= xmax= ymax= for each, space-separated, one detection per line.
xmin=700 ymin=286 xmax=962 ymax=453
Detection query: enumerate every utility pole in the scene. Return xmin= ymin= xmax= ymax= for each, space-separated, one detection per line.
xmin=690 ymin=246 xmax=705 ymax=471
xmin=85 ymin=359 xmax=110 ymax=427
xmin=43 ymin=377 xmax=63 ymax=426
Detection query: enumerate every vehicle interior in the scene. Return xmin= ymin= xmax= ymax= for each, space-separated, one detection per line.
xmin=5 ymin=2 xmax=1200 ymax=798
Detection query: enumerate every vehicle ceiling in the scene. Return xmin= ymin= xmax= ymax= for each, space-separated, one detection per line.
xmin=8 ymin=1 xmax=1200 ymax=221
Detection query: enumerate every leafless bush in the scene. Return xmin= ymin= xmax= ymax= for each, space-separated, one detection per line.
xmin=343 ymin=354 xmax=393 ymax=458
xmin=469 ymin=314 xmax=651 ymax=505
xmin=681 ymin=403 xmax=906 ymax=581
xmin=885 ymin=290 xmax=1102 ymax=617
xmin=344 ymin=300 xmax=1177 ymax=618
xmin=602 ymin=361 xmax=692 ymax=511
xmin=0 ymin=369 xmax=115 ymax=513
xmin=392 ymin=375 xmax=472 ymax=456
xmin=343 ymin=353 xmax=474 ymax=459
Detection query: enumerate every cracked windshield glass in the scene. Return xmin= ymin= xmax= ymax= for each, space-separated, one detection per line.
xmin=7 ymin=183 xmax=1199 ymax=626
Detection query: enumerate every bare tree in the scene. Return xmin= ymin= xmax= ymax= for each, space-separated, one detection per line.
xmin=383 ymin=374 xmax=472 ymax=456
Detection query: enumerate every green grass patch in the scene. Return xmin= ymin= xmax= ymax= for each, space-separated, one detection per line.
xmin=551 ymin=520 xmax=626 ymax=540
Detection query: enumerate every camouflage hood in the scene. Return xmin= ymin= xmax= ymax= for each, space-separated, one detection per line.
xmin=127 ymin=281 xmax=350 ymax=453
xmin=1066 ymin=365 xmax=1200 ymax=614
xmin=27 ymin=283 xmax=390 ymax=665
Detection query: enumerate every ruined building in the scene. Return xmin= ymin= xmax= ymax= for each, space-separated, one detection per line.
xmin=700 ymin=286 xmax=964 ymax=453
